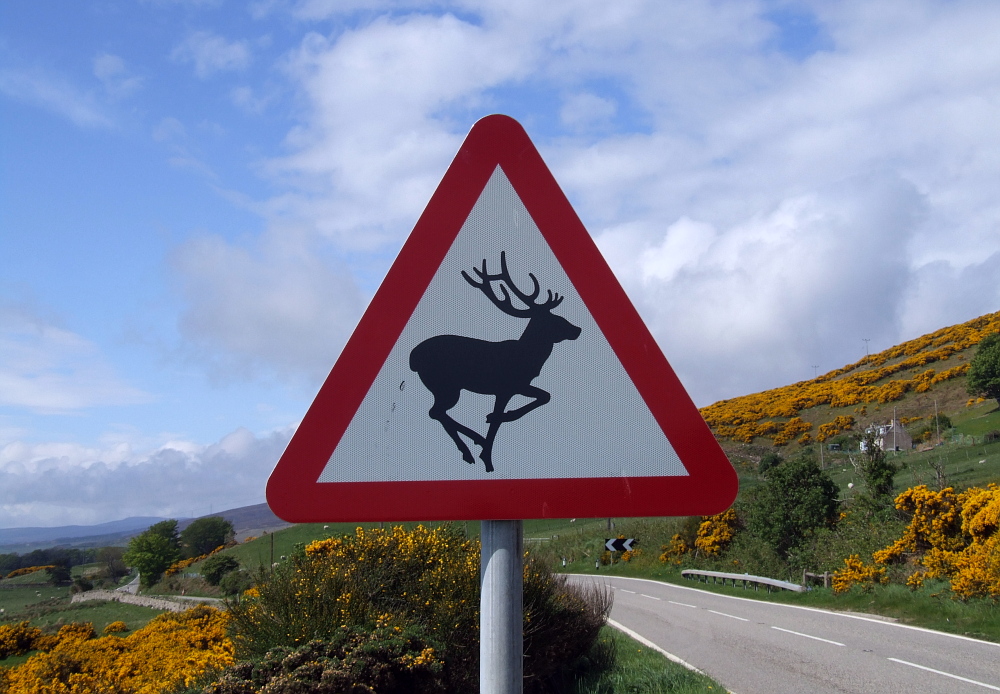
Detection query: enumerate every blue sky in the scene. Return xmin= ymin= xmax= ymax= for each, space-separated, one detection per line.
xmin=2 ymin=0 xmax=999 ymax=527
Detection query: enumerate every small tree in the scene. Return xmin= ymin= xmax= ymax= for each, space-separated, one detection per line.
xmin=746 ymin=455 xmax=839 ymax=559
xmin=201 ymin=555 xmax=240 ymax=586
xmin=180 ymin=516 xmax=234 ymax=558
xmin=758 ymin=452 xmax=783 ymax=477
xmin=123 ymin=528 xmax=181 ymax=588
xmin=967 ymin=332 xmax=1000 ymax=407
xmin=45 ymin=562 xmax=72 ymax=586
xmin=858 ymin=430 xmax=899 ymax=505
xmin=147 ymin=520 xmax=182 ymax=552
xmin=97 ymin=546 xmax=129 ymax=582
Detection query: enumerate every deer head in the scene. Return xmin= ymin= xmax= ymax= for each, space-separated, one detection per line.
xmin=462 ymin=252 xmax=581 ymax=344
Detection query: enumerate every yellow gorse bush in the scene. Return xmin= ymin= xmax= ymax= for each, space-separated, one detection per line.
xmin=164 ymin=542 xmax=237 ymax=578
xmin=870 ymin=484 xmax=1000 ymax=600
xmin=0 ymin=622 xmax=57 ymax=660
xmin=831 ymin=554 xmax=888 ymax=593
xmin=700 ymin=310 xmax=1000 ymax=445
xmin=694 ymin=509 xmax=739 ymax=557
xmin=2 ymin=606 xmax=232 ymax=694
xmin=658 ymin=534 xmax=690 ymax=565
xmin=3 ymin=566 xmax=56 ymax=580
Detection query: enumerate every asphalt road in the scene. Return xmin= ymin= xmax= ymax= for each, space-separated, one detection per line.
xmin=568 ymin=574 xmax=1000 ymax=694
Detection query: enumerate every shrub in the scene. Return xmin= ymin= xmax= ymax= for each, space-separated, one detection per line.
xmin=202 ymin=625 xmax=446 ymax=694
xmin=103 ymin=621 xmax=129 ymax=635
xmin=224 ymin=524 xmax=610 ymax=694
xmin=4 ymin=566 xmax=55 ymax=580
xmin=3 ymin=606 xmax=232 ymax=693
xmin=870 ymin=484 xmax=1000 ymax=600
xmin=0 ymin=622 xmax=49 ymax=659
xmin=831 ymin=554 xmax=888 ymax=593
xmin=745 ymin=456 xmax=839 ymax=559
xmin=201 ymin=556 xmax=240 ymax=586
xmin=218 ymin=570 xmax=253 ymax=597
xmin=694 ymin=508 xmax=739 ymax=557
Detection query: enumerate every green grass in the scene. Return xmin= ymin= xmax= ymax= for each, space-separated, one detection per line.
xmin=2 ymin=576 xmax=165 ymax=638
xmin=0 ymin=571 xmax=52 ymax=586
xmin=951 ymin=400 xmax=1000 ymax=436
xmin=0 ymin=584 xmax=67 ymax=615
xmin=7 ymin=599 xmax=163 ymax=633
xmin=571 ymin=626 xmax=722 ymax=694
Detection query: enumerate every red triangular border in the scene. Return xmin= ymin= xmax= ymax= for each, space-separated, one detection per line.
xmin=267 ymin=115 xmax=737 ymax=522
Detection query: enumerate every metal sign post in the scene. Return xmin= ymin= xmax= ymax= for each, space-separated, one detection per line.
xmin=481 ymin=520 xmax=523 ymax=694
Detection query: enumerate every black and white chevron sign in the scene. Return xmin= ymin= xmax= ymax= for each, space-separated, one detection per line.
xmin=604 ymin=538 xmax=635 ymax=552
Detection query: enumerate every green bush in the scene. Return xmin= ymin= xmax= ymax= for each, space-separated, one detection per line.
xmin=222 ymin=525 xmax=610 ymax=694
xmin=218 ymin=570 xmax=253 ymax=597
xmin=203 ymin=626 xmax=446 ymax=694
xmin=745 ymin=455 xmax=839 ymax=559
xmin=200 ymin=556 xmax=240 ymax=586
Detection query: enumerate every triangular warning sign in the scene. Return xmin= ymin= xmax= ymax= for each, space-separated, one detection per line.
xmin=267 ymin=115 xmax=737 ymax=522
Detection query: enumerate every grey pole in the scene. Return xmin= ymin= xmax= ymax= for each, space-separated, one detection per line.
xmin=480 ymin=519 xmax=523 ymax=694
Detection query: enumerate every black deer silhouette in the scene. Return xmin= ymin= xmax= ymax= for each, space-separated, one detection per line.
xmin=409 ymin=252 xmax=581 ymax=472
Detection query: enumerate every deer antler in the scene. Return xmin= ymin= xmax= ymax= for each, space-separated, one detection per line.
xmin=462 ymin=252 xmax=562 ymax=316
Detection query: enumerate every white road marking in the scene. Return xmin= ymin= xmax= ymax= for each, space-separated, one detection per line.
xmin=640 ymin=593 xmax=661 ymax=600
xmin=888 ymin=658 xmax=1000 ymax=691
xmin=771 ymin=626 xmax=845 ymax=646
xmin=607 ymin=619 xmax=740 ymax=694
xmin=668 ymin=600 xmax=698 ymax=608
xmin=567 ymin=574 xmax=1000 ymax=648
xmin=708 ymin=609 xmax=749 ymax=622
xmin=607 ymin=619 xmax=703 ymax=674
xmin=619 ymin=589 xmax=636 ymax=594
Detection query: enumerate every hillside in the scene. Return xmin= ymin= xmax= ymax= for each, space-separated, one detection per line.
xmin=0 ymin=503 xmax=289 ymax=554
xmin=700 ymin=310 xmax=1000 ymax=453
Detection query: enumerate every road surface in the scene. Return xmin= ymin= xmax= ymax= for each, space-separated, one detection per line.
xmin=568 ymin=574 xmax=1000 ymax=694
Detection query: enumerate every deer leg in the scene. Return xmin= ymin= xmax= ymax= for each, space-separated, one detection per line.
xmin=429 ymin=394 xmax=485 ymax=465
xmin=491 ymin=385 xmax=550 ymax=423
xmin=480 ymin=395 xmax=513 ymax=473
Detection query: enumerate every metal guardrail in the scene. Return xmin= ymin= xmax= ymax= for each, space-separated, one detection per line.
xmin=681 ymin=569 xmax=806 ymax=593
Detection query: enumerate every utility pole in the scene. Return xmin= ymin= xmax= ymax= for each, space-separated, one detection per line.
xmin=893 ymin=406 xmax=897 ymax=452
xmin=862 ymin=338 xmax=871 ymax=359
xmin=935 ymin=399 xmax=941 ymax=444
xmin=812 ymin=365 xmax=819 ymax=379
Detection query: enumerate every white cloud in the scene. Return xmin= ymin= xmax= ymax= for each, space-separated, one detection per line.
xmin=0 ymin=68 xmax=112 ymax=128
xmin=0 ymin=306 xmax=150 ymax=413
xmin=170 ymin=229 xmax=364 ymax=382
xmin=172 ymin=31 xmax=252 ymax=78
xmin=0 ymin=427 xmax=291 ymax=527
xmin=92 ymin=53 xmax=143 ymax=98
xmin=560 ymin=92 xmax=617 ymax=132
xmin=230 ymin=85 xmax=273 ymax=113
xmin=170 ymin=1 xmax=1000 ymax=405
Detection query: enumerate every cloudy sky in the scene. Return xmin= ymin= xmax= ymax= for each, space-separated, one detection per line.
xmin=2 ymin=0 xmax=999 ymax=528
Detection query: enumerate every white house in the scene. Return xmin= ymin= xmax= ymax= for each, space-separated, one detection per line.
xmin=861 ymin=419 xmax=913 ymax=452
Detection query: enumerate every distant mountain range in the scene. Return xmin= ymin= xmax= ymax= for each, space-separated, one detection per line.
xmin=0 ymin=503 xmax=290 ymax=553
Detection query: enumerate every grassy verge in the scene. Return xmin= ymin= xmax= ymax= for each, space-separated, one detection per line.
xmin=571 ymin=626 xmax=722 ymax=694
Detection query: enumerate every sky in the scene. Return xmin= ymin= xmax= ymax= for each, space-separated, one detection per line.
xmin=1 ymin=0 xmax=999 ymax=528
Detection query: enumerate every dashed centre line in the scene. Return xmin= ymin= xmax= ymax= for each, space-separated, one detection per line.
xmin=640 ymin=593 xmax=661 ymax=601
xmin=888 ymin=658 xmax=1000 ymax=691
xmin=619 ymin=589 xmax=636 ymax=594
xmin=708 ymin=609 xmax=748 ymax=622
xmin=668 ymin=600 xmax=698 ymax=608
xmin=771 ymin=626 xmax=844 ymax=646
